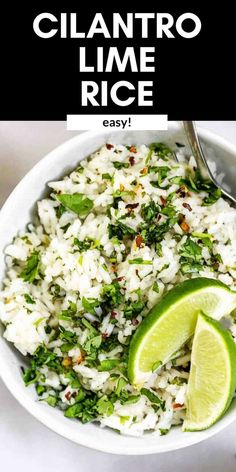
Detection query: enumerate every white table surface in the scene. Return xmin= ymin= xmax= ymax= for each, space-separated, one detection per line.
xmin=1 ymin=121 xmax=236 ymax=472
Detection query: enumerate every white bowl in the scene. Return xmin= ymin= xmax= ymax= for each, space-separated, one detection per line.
xmin=1 ymin=123 xmax=236 ymax=455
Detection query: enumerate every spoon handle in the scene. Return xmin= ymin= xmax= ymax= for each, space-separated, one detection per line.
xmin=183 ymin=121 xmax=211 ymax=181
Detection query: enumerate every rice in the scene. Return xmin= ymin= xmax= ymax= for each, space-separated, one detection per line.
xmin=1 ymin=141 xmax=236 ymax=436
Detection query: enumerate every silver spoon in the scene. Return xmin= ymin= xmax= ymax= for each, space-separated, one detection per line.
xmin=183 ymin=121 xmax=236 ymax=206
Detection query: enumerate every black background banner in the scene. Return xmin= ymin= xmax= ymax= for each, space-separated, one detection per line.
xmin=0 ymin=2 xmax=235 ymax=120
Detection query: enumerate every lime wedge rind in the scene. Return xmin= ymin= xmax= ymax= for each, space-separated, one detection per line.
xmin=183 ymin=313 xmax=236 ymax=431
xmin=128 ymin=278 xmax=236 ymax=386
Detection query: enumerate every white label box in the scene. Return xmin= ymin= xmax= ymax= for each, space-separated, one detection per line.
xmin=67 ymin=114 xmax=168 ymax=131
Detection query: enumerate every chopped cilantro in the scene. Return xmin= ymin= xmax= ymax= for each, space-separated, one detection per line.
xmin=184 ymin=169 xmax=222 ymax=208
xmin=58 ymin=301 xmax=77 ymax=321
xmin=148 ymin=142 xmax=173 ymax=160
xmin=102 ymin=173 xmax=112 ymax=180
xmin=115 ymin=377 xmax=128 ymax=396
xmin=141 ymin=388 xmax=164 ymax=408
xmin=203 ymin=188 xmax=222 ymax=206
xmin=139 ymin=219 xmax=176 ymax=247
xmin=141 ymin=201 xmax=160 ymax=223
xmin=59 ymin=326 xmax=77 ymax=344
xmin=124 ymin=300 xmax=145 ymax=319
xmin=161 ymin=204 xmax=176 ymax=218
xmin=102 ymin=281 xmax=124 ymax=307
xmin=113 ymin=161 xmax=129 ymax=169
xmin=83 ymin=331 xmax=102 ymax=361
xmin=56 ymin=204 xmax=66 ymax=218
xmin=60 ymin=342 xmax=75 ymax=353
xmin=169 ymin=176 xmax=184 ymax=185
xmin=192 ymin=232 xmax=213 ymax=249
xmin=65 ymin=370 xmax=81 ymax=389
xmin=153 ymin=166 xmax=171 ymax=186
xmin=36 ymin=384 xmax=46 ymax=396
xmin=20 ymin=251 xmax=40 ymax=283
xmin=50 ymin=284 xmax=62 ymax=299
xmin=98 ymin=359 xmax=120 ymax=371
xmin=180 ymin=237 xmax=202 ymax=261
xmin=23 ymin=367 xmax=39 ymax=386
xmin=152 ymin=282 xmax=160 ymax=293
xmin=64 ymin=394 xmax=98 ymax=423
xmin=64 ymin=402 xmax=83 ymax=418
xmin=75 ymin=390 xmax=86 ymax=403
xmin=120 ymin=394 xmax=140 ymax=405
xmin=74 ymin=237 xmax=93 ymax=251
xmin=44 ymin=395 xmax=58 ymax=407
xmin=96 ymin=396 xmax=114 ymax=416
xmin=192 ymin=232 xmax=212 ymax=239
xmin=160 ymin=428 xmax=169 ymax=435
xmin=113 ymin=189 xmax=135 ymax=199
xmin=108 ymin=222 xmax=136 ymax=241
xmin=128 ymin=258 xmax=152 ymax=265
xmin=57 ymin=193 xmax=93 ymax=217
xmin=82 ymin=297 xmax=100 ymax=315
xmin=24 ymin=294 xmax=35 ymax=304
xmin=76 ymin=164 xmax=84 ymax=173
xmin=179 ymin=237 xmax=203 ymax=274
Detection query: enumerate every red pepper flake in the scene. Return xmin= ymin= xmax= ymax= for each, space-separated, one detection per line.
xmin=102 ymin=332 xmax=109 ymax=340
xmin=160 ymin=196 xmax=167 ymax=206
xmin=129 ymin=146 xmax=137 ymax=153
xmin=76 ymin=354 xmax=83 ymax=364
xmin=135 ymin=235 xmax=143 ymax=248
xmin=125 ymin=203 xmax=139 ymax=209
xmin=135 ymin=269 xmax=139 ymax=276
xmin=180 ymin=221 xmax=190 ymax=232
xmin=157 ymin=214 xmax=162 ymax=222
xmin=111 ymin=311 xmax=117 ymax=319
xmin=183 ymin=202 xmax=192 ymax=212
xmin=129 ymin=156 xmax=135 ymax=166
xmin=106 ymin=143 xmax=114 ymax=150
xmin=65 ymin=391 xmax=72 ymax=401
xmin=132 ymin=318 xmax=139 ymax=326
xmin=140 ymin=167 xmax=148 ymax=175
xmin=173 ymin=403 xmax=184 ymax=409
xmin=114 ymin=276 xmax=125 ymax=282
xmin=177 ymin=185 xmax=189 ymax=198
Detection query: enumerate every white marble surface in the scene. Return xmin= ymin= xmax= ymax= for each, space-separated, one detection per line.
xmin=1 ymin=121 xmax=236 ymax=471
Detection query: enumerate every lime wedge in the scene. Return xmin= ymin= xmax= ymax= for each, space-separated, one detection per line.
xmin=183 ymin=313 xmax=236 ymax=431
xmin=128 ymin=278 xmax=236 ymax=385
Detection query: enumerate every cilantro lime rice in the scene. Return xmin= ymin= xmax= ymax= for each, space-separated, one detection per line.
xmin=1 ymin=142 xmax=236 ymax=437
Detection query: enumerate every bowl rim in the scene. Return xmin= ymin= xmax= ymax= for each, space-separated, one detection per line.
xmin=1 ymin=123 xmax=236 ymax=455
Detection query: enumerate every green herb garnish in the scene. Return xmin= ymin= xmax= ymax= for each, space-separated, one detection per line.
xmin=82 ymin=297 xmax=100 ymax=315
xmin=113 ymin=162 xmax=129 ymax=169
xmin=128 ymin=258 xmax=152 ymax=265
xmin=24 ymin=294 xmax=35 ymax=304
xmin=20 ymin=251 xmax=40 ymax=283
xmin=108 ymin=222 xmax=136 ymax=241
xmin=141 ymin=388 xmax=164 ymax=408
xmin=98 ymin=359 xmax=120 ymax=371
xmin=58 ymin=301 xmax=77 ymax=321
xmin=57 ymin=193 xmax=93 ymax=217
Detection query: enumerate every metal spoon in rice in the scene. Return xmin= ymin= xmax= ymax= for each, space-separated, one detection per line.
xmin=183 ymin=121 xmax=236 ymax=206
